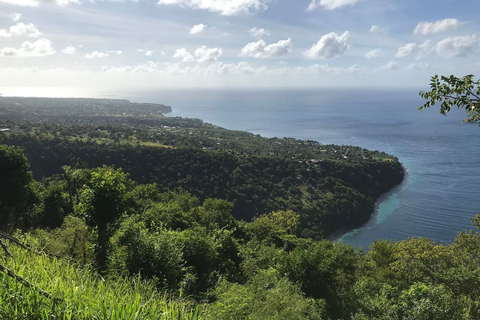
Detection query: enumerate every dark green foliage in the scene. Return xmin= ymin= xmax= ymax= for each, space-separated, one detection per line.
xmin=208 ymin=269 xmax=324 ymax=320
xmin=75 ymin=166 xmax=130 ymax=272
xmin=278 ymin=240 xmax=358 ymax=318
xmin=35 ymin=215 xmax=94 ymax=264
xmin=110 ymin=216 xmax=184 ymax=290
xmin=0 ymin=138 xmax=37 ymax=230
xmin=197 ymin=199 xmax=237 ymax=231
xmin=419 ymin=74 xmax=480 ymax=124
xmin=172 ymin=228 xmax=220 ymax=295
xmin=35 ymin=181 xmax=69 ymax=229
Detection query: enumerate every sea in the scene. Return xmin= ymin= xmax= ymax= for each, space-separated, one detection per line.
xmin=125 ymin=88 xmax=480 ymax=249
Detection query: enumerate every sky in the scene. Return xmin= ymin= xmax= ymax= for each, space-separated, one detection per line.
xmin=0 ymin=0 xmax=479 ymax=96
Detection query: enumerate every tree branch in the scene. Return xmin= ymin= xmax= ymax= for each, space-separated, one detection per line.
xmin=0 ymin=262 xmax=52 ymax=299
xmin=0 ymin=239 xmax=12 ymax=257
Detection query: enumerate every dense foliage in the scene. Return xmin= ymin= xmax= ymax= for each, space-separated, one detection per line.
xmin=2 ymin=167 xmax=480 ymax=319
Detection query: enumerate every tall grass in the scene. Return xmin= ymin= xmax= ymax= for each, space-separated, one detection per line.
xmin=0 ymin=236 xmax=204 ymax=320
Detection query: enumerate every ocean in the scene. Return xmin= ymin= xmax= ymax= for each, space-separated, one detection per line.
xmin=125 ymin=88 xmax=480 ymax=248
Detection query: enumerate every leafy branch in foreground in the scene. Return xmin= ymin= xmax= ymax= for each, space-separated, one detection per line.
xmin=419 ymin=74 xmax=480 ymax=124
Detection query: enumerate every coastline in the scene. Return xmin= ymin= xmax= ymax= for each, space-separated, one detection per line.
xmin=329 ymin=166 xmax=408 ymax=245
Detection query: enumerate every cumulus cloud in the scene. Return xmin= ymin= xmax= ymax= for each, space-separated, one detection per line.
xmin=85 ymin=51 xmax=109 ymax=59
xmin=194 ymin=46 xmax=222 ymax=62
xmin=380 ymin=60 xmax=399 ymax=70
xmin=1 ymin=38 xmax=55 ymax=57
xmin=190 ymin=23 xmax=207 ymax=34
xmin=417 ymin=40 xmax=434 ymax=59
xmin=163 ymin=61 xmax=365 ymax=76
xmin=108 ymin=50 xmax=123 ymax=55
xmin=61 ymin=45 xmax=77 ymax=54
xmin=435 ymin=34 xmax=478 ymax=58
xmin=138 ymin=49 xmax=154 ymax=56
xmin=240 ymin=38 xmax=292 ymax=58
xmin=0 ymin=23 xmax=42 ymax=38
xmin=157 ymin=0 xmax=271 ymax=16
xmin=414 ymin=18 xmax=460 ymax=36
xmin=11 ymin=13 xmax=22 ymax=22
xmin=396 ymin=43 xmax=416 ymax=58
xmin=365 ymin=48 xmax=380 ymax=59
xmin=173 ymin=48 xmax=195 ymax=62
xmin=250 ymin=27 xmax=270 ymax=39
xmin=173 ymin=46 xmax=222 ymax=62
xmin=304 ymin=31 xmax=349 ymax=59
xmin=406 ymin=62 xmax=437 ymax=71
xmin=307 ymin=0 xmax=357 ymax=11
xmin=394 ymin=40 xmax=435 ymax=60
xmin=102 ymin=61 xmax=159 ymax=74
xmin=369 ymin=25 xmax=386 ymax=35
xmin=165 ymin=61 xmax=256 ymax=75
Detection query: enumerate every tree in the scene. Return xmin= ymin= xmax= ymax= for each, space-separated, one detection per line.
xmin=419 ymin=74 xmax=480 ymax=124
xmin=0 ymin=137 xmax=37 ymax=230
xmin=75 ymin=166 xmax=129 ymax=273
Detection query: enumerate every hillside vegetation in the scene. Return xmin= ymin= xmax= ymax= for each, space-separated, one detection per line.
xmin=0 ymin=97 xmax=404 ymax=238
xmin=2 ymin=96 xmax=480 ymax=319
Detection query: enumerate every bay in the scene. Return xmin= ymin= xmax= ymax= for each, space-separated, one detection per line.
xmin=124 ymin=88 xmax=480 ymax=248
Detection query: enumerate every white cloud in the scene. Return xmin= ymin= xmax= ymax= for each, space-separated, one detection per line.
xmin=369 ymin=25 xmax=386 ymax=34
xmin=173 ymin=46 xmax=222 ymax=62
xmin=0 ymin=0 xmax=39 ymax=6
xmin=417 ymin=40 xmax=434 ymax=59
xmin=304 ymin=31 xmax=349 ymax=59
xmin=190 ymin=23 xmax=207 ymax=34
xmin=102 ymin=61 xmax=159 ymax=74
xmin=173 ymin=48 xmax=195 ymax=62
xmin=380 ymin=60 xmax=399 ymax=70
xmin=85 ymin=51 xmax=109 ymax=59
xmin=165 ymin=61 xmax=256 ymax=75
xmin=414 ymin=18 xmax=460 ymax=36
xmin=145 ymin=50 xmax=154 ymax=56
xmin=0 ymin=23 xmax=42 ymax=38
xmin=250 ymin=27 xmax=270 ymax=39
xmin=396 ymin=43 xmax=416 ymax=58
xmin=307 ymin=0 xmax=357 ymax=11
xmin=163 ymin=61 xmax=367 ymax=77
xmin=194 ymin=46 xmax=222 ymax=62
xmin=365 ymin=48 xmax=380 ymax=59
xmin=61 ymin=45 xmax=77 ymax=54
xmin=406 ymin=62 xmax=437 ymax=71
xmin=293 ymin=63 xmax=366 ymax=75
xmin=108 ymin=50 xmax=123 ymax=55
xmin=435 ymin=34 xmax=478 ymax=58
xmin=11 ymin=13 xmax=22 ymax=22
xmin=157 ymin=0 xmax=271 ymax=16
xmin=1 ymin=38 xmax=55 ymax=57
xmin=240 ymin=38 xmax=292 ymax=58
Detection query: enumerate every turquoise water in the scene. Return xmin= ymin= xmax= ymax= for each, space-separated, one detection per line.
xmin=125 ymin=88 xmax=480 ymax=248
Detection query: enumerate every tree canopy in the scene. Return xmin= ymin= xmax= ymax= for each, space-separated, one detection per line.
xmin=0 ymin=137 xmax=37 ymax=230
xmin=419 ymin=74 xmax=480 ymax=124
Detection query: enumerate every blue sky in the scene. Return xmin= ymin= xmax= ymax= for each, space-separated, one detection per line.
xmin=0 ymin=0 xmax=479 ymax=96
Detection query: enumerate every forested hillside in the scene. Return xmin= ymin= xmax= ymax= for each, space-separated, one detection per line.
xmin=0 ymin=97 xmax=404 ymax=237
xmin=2 ymin=92 xmax=480 ymax=319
